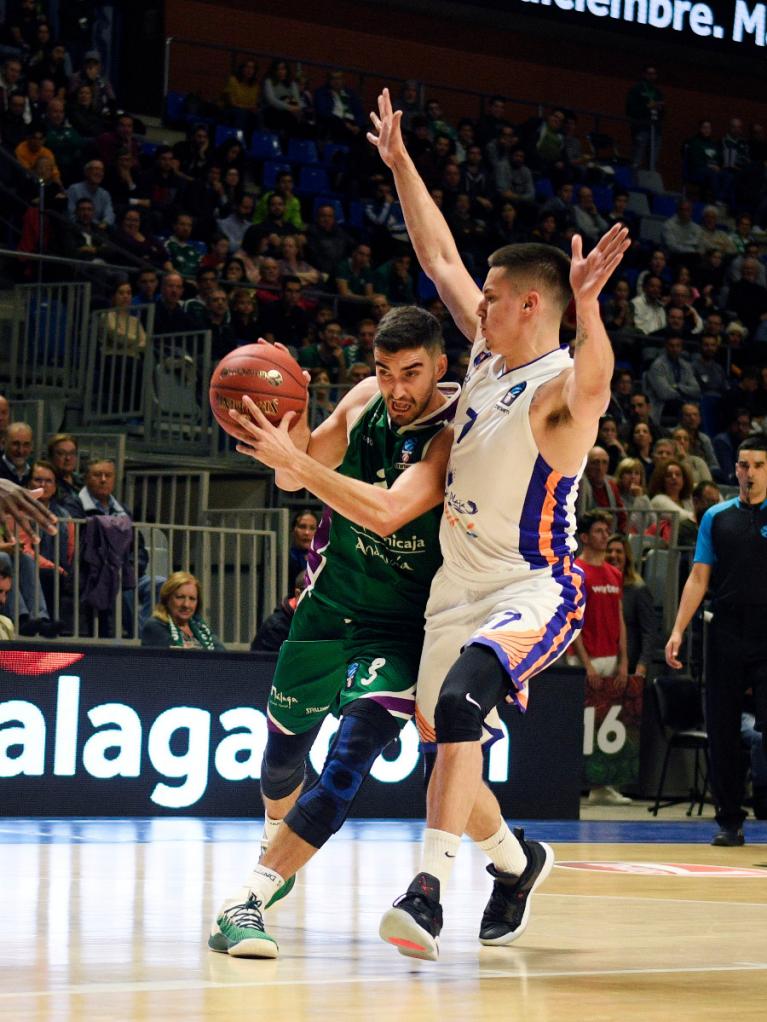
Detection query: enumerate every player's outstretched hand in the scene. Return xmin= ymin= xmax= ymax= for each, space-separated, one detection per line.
xmin=570 ymin=224 xmax=630 ymax=306
xmin=664 ymin=630 xmax=684 ymax=670
xmin=367 ymin=87 xmax=407 ymax=168
xmin=0 ymin=479 xmax=58 ymax=536
xmin=229 ymin=397 xmax=300 ymax=471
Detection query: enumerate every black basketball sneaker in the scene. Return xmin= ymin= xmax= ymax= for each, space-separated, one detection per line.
xmin=479 ymin=827 xmax=554 ymax=945
xmin=379 ymin=872 xmax=443 ymax=961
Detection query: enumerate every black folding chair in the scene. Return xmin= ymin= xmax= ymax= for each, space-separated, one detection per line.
xmin=649 ymin=675 xmax=710 ymax=816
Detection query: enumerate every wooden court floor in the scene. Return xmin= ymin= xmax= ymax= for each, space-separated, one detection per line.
xmin=0 ymin=817 xmax=766 ymax=1022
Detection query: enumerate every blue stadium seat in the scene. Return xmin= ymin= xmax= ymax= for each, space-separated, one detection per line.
xmin=692 ymin=201 xmax=706 ymax=223
xmin=214 ymin=125 xmax=241 ymax=147
xmin=613 ymin=165 xmax=633 ymax=189
xmin=287 ymin=139 xmax=319 ymax=165
xmin=535 ymin=177 xmax=554 ymax=201
xmin=323 ymin=143 xmax=350 ymax=168
xmin=250 ymin=132 xmax=282 ymax=160
xmin=347 ymin=200 xmax=363 ymax=229
xmin=313 ymin=196 xmax=344 ymax=224
xmin=262 ymin=160 xmax=292 ymax=189
xmin=140 ymin=141 xmax=160 ymax=159
xmin=189 ymin=240 xmax=208 ymax=257
xmin=164 ymin=91 xmax=187 ymax=125
xmin=592 ymin=185 xmax=613 ymax=213
xmin=652 ymin=194 xmax=679 ymax=218
xmin=297 ymin=165 xmax=330 ymax=195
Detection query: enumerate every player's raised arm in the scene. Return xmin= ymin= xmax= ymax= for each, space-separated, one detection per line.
xmin=562 ymin=225 xmax=630 ymax=424
xmin=368 ymin=88 xmax=481 ymax=340
xmin=231 ymin=398 xmax=451 ymax=537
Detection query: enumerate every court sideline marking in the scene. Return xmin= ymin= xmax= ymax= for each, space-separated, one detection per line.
xmin=2 ymin=961 xmax=766 ymax=1000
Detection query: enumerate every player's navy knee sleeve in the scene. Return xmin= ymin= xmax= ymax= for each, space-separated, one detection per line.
xmin=434 ymin=643 xmax=508 ymax=744
xmin=260 ymin=726 xmax=320 ymax=800
xmin=285 ymin=701 xmax=399 ymax=849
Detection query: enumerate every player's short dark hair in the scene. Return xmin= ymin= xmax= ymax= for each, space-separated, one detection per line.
xmin=374 ymin=306 xmax=444 ymax=355
xmin=737 ymin=435 xmax=767 ymax=455
xmin=577 ymin=509 xmax=614 ymax=536
xmin=487 ymin=243 xmax=572 ymax=314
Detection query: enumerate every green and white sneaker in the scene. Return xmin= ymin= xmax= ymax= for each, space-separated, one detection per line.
xmin=208 ymin=895 xmax=279 ymax=958
xmin=265 ymin=873 xmax=295 ymax=908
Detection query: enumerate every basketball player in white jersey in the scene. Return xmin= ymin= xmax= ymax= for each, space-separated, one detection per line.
xmin=364 ymin=89 xmax=629 ymax=960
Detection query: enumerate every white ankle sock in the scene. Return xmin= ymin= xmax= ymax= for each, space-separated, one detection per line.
xmin=420 ymin=828 xmax=462 ymax=891
xmin=477 ymin=821 xmax=527 ymax=876
xmin=260 ymin=814 xmax=282 ymax=856
xmin=246 ymin=863 xmax=285 ymax=908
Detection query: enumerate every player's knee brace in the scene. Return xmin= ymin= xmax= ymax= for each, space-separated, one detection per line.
xmin=434 ymin=643 xmax=508 ymax=744
xmin=260 ymin=726 xmax=319 ymax=800
xmin=285 ymin=701 xmax=399 ymax=849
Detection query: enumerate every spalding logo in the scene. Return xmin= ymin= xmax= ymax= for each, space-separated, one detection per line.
xmin=220 ymin=367 xmax=283 ymax=387
xmin=215 ymin=394 xmax=280 ymax=415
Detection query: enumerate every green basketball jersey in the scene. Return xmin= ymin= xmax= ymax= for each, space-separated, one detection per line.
xmin=303 ymin=384 xmax=459 ymax=625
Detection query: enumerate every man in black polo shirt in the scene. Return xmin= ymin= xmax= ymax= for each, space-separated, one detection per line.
xmin=666 ymin=435 xmax=767 ymax=846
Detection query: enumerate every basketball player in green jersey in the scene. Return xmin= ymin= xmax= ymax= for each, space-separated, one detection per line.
xmin=209 ymin=306 xmax=459 ymax=958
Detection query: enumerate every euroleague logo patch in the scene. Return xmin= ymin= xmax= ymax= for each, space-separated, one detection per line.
xmin=556 ymin=861 xmax=767 ymax=878
xmin=496 ymin=381 xmax=527 ymax=414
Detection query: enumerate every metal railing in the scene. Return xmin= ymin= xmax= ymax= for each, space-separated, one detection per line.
xmin=4 ymin=519 xmax=279 ymax=652
xmin=204 ymin=507 xmax=291 ymax=604
xmin=125 ymin=469 xmax=211 ymax=526
xmin=144 ymin=330 xmax=213 ymax=454
xmin=9 ymin=281 xmax=92 ymax=399
xmin=82 ymin=303 xmax=157 ymax=428
xmin=164 ymin=37 xmax=631 ymax=148
xmin=11 ymin=399 xmax=45 ymax=445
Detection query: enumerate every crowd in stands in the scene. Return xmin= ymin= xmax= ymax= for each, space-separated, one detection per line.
xmin=0 ymin=399 xmax=165 ymax=640
xmin=3 ymin=6 xmax=767 ymax=645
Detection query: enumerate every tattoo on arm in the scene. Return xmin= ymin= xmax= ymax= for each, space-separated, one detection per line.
xmin=574 ymin=317 xmax=588 ymax=350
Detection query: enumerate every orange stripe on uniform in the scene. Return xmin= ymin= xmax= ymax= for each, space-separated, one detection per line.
xmin=538 ymin=468 xmax=562 ymax=566
xmin=415 ymin=705 xmax=437 ymax=744
xmin=517 ymin=562 xmax=585 ymax=684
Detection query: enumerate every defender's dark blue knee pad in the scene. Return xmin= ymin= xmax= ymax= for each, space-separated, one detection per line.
xmin=285 ymin=702 xmax=399 ymax=848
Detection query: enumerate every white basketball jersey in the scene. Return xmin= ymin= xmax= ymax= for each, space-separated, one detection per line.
xmin=440 ymin=343 xmax=582 ymax=585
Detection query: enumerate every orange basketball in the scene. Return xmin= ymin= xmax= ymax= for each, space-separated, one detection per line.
xmin=209 ymin=343 xmax=308 ymax=437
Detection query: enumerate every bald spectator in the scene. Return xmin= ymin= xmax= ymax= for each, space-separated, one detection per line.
xmin=631 ymin=274 xmax=667 ymax=335
xmin=573 ymin=186 xmax=608 ymax=248
xmin=44 ymin=98 xmax=84 ymax=185
xmin=645 ymin=336 xmax=701 ymax=421
xmin=154 ymin=273 xmax=193 ymax=333
xmin=66 ymin=159 xmax=114 ymax=228
xmin=661 ymin=200 xmax=702 ymax=259
xmin=697 ymin=206 xmax=736 ymax=257
xmin=576 ymin=446 xmax=627 ymax=531
xmin=666 ymin=283 xmax=703 ymax=336
xmin=0 ymin=423 xmax=33 ymax=486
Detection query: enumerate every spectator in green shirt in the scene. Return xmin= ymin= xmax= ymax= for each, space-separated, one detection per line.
xmin=253 ymin=170 xmax=305 ymax=232
xmin=373 ymin=252 xmax=415 ymax=304
xmin=297 ymin=319 xmax=348 ymax=384
xmin=166 ymin=213 xmax=203 ymax=277
xmin=335 ymin=242 xmax=375 ymax=299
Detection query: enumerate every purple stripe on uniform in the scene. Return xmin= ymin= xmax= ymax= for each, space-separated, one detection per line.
xmin=366 ymin=694 xmax=415 ymax=715
xmin=306 ymin=506 xmax=332 ymax=578
xmin=470 ymin=574 xmax=586 ymax=712
xmin=518 ymin=454 xmax=579 ymax=570
xmin=551 ymin=474 xmax=578 ymax=563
